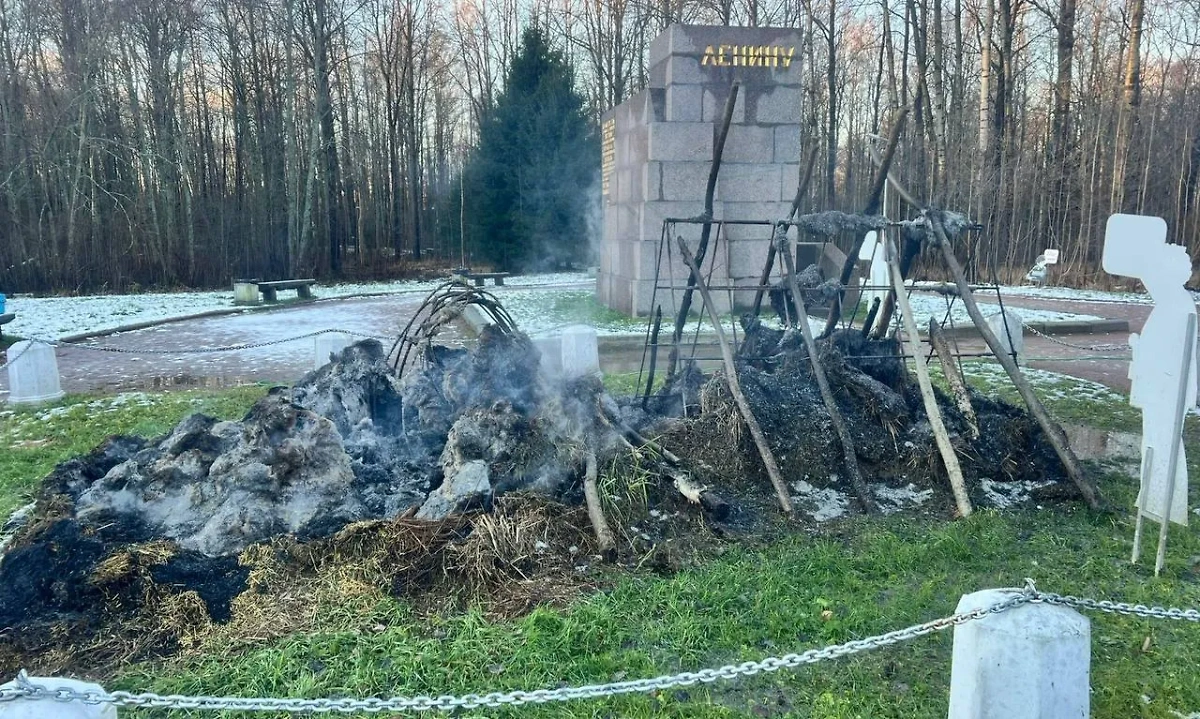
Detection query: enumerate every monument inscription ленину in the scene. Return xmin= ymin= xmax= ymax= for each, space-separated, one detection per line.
xmin=597 ymin=24 xmax=805 ymax=316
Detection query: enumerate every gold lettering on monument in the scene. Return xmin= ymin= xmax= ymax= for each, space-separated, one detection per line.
xmin=601 ymin=118 xmax=616 ymax=197
xmin=701 ymin=44 xmax=796 ymax=68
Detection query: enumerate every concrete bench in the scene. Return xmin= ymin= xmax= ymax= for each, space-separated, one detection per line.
xmin=453 ymin=272 xmax=510 ymax=287
xmin=257 ymin=279 xmax=316 ymax=302
xmin=0 ymin=312 xmax=13 ymax=339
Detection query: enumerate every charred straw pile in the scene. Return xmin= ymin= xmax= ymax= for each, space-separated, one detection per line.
xmin=0 ymin=282 xmax=1074 ymax=674
xmin=651 ymin=319 xmax=1067 ymax=502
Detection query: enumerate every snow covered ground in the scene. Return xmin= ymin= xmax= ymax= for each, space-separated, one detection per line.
xmin=4 ymin=272 xmax=592 ymax=341
xmin=903 ymin=292 xmax=1103 ymax=326
xmin=4 ymin=272 xmax=1119 ymax=344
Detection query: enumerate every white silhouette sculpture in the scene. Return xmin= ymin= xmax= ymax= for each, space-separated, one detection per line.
xmin=1103 ymin=214 xmax=1196 ymax=574
xmin=858 ymin=231 xmax=890 ymax=311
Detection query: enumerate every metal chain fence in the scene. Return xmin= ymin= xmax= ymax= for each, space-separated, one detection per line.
xmin=0 ymin=584 xmax=1196 ymax=714
xmin=0 ymin=329 xmax=393 ymax=371
xmin=1021 ymin=322 xmax=1129 ymax=353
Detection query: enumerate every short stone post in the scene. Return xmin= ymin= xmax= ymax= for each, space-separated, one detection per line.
xmin=948 ymin=589 xmax=1090 ymax=719
xmin=0 ymin=676 xmax=117 ymax=718
xmin=313 ymin=332 xmax=352 ymax=370
xmin=233 ymin=281 xmax=260 ymax=305
xmin=986 ymin=309 xmax=1024 ymax=365
xmin=533 ymin=335 xmax=564 ymax=380
xmin=6 ymin=341 xmax=64 ymax=405
xmin=559 ymin=325 xmax=600 ymax=379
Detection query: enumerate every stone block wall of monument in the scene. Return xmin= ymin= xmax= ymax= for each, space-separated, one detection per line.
xmin=597 ymin=24 xmax=804 ymax=316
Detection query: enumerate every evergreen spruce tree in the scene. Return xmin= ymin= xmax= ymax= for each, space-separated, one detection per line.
xmin=465 ymin=27 xmax=598 ymax=270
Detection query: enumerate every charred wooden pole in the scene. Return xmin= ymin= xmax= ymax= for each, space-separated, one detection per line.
xmin=885 ymin=236 xmax=973 ymax=517
xmin=821 ymin=106 xmax=910 ymax=338
xmin=929 ymin=211 xmax=1102 ymax=510
xmin=861 ymin=297 xmax=881 ymax=337
xmin=666 ymin=83 xmax=740 ymax=379
xmin=583 ymin=450 xmax=617 ymax=561
xmin=676 ymin=236 xmax=794 ymax=513
xmin=774 ymin=225 xmax=879 ymax=514
xmin=752 ymin=147 xmax=820 ymax=317
xmin=929 ymin=316 xmax=979 ymax=440
xmin=642 ymin=305 xmax=663 ymax=410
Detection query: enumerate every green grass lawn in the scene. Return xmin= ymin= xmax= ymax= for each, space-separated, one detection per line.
xmin=2 ymin=370 xmax=1199 ymax=718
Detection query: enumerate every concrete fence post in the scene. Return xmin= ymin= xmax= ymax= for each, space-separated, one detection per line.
xmin=6 ymin=341 xmax=64 ymax=405
xmin=948 ymin=589 xmax=1090 ymax=719
xmin=313 ymin=332 xmax=352 ymax=370
xmin=0 ymin=677 xmax=117 ymax=718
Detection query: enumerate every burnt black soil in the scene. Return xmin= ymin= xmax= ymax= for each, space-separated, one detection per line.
xmin=651 ymin=320 xmax=1067 ymax=512
xmin=149 ymin=553 xmax=250 ymax=622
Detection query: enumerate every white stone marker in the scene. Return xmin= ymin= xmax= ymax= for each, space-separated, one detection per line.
xmin=313 ymin=332 xmax=352 ymax=369
xmin=534 ymin=326 xmax=599 ymax=381
xmin=857 ymin=231 xmax=890 ymax=311
xmin=233 ymin=281 xmax=260 ymax=305
xmin=559 ymin=325 xmax=600 ymax=379
xmin=0 ymin=676 xmax=117 ymax=718
xmin=986 ymin=309 xmax=1023 ymax=364
xmin=6 ymin=341 xmax=64 ymax=405
xmin=948 ymin=589 xmax=1090 ymax=719
xmin=533 ymin=335 xmax=564 ymax=380
xmin=1103 ymin=213 xmax=1195 ymax=574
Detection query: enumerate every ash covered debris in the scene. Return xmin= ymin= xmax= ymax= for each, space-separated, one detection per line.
xmin=0 ymin=328 xmax=622 ymax=637
xmin=0 ymin=282 xmax=1080 ymax=666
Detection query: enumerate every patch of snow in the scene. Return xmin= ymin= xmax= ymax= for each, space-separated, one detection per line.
xmin=790 ymin=480 xmax=851 ymax=522
xmin=997 ymin=284 xmax=1156 ymax=304
xmin=961 ymin=362 xmax=1127 ymax=402
xmin=871 ymin=483 xmax=935 ymax=514
xmin=979 ymin=478 xmax=1055 ymax=509
xmin=6 ymin=272 xmax=592 ymax=341
xmin=904 ymin=292 xmax=1103 ymax=326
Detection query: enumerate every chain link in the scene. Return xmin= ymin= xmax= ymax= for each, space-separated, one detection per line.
xmin=1036 ymin=592 xmax=1200 ymax=622
xmin=1 ymin=588 xmax=1197 ymax=713
xmin=0 ymin=339 xmax=37 ymax=372
xmin=1020 ymin=322 xmax=1128 ymax=353
xmin=0 ymin=592 xmax=1037 ymax=713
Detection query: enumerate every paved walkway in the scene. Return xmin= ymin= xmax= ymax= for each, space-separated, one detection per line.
xmin=2 ymin=294 xmax=454 ymax=394
xmin=946 ymin=295 xmax=1146 ymax=393
xmin=0 ymin=287 xmax=1169 ymax=396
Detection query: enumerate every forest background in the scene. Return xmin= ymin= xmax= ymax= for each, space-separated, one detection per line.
xmin=0 ymin=0 xmax=1195 ymax=293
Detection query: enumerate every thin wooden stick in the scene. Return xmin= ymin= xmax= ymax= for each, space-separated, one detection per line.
xmin=667 ymin=83 xmax=740 ymax=379
xmin=929 ymin=211 xmax=1102 ymax=510
xmin=753 ymin=147 xmax=820 ymax=317
xmin=583 ymin=450 xmax=616 ymax=562
xmin=774 ymin=227 xmax=879 ymax=513
xmin=597 ymin=399 xmax=733 ymax=519
xmin=676 ymin=236 xmax=794 ymax=513
xmin=885 ymin=236 xmax=973 ymax=517
xmin=1154 ymin=312 xmax=1195 ymax=576
xmin=929 ymin=316 xmax=979 ymax=440
xmin=1132 ymin=446 xmax=1152 ymax=564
